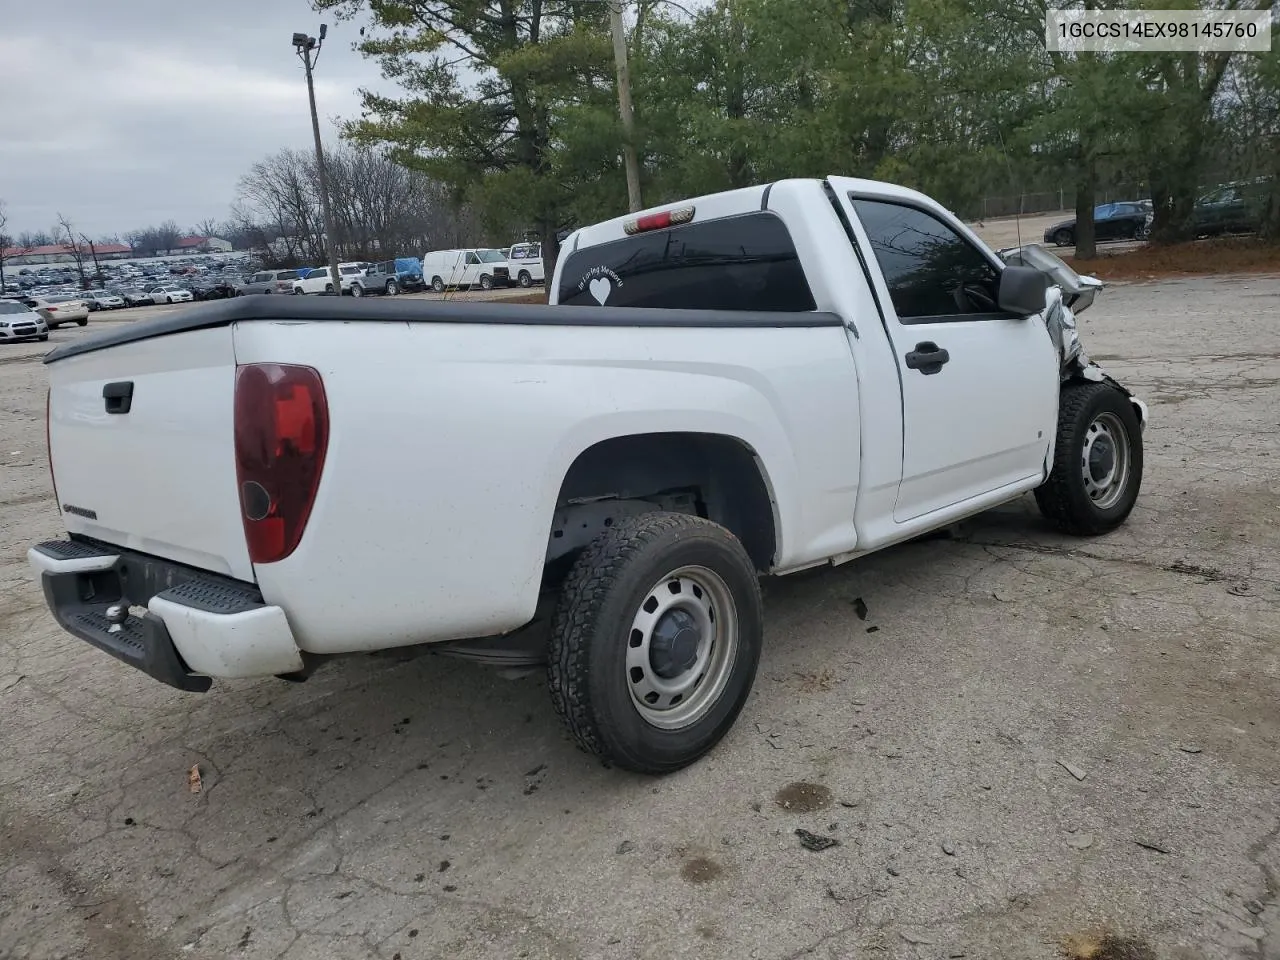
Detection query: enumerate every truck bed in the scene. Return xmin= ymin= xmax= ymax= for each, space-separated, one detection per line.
xmin=43 ymin=297 xmax=859 ymax=661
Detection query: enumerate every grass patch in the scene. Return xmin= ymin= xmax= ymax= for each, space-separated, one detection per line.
xmin=1065 ymin=237 xmax=1280 ymax=282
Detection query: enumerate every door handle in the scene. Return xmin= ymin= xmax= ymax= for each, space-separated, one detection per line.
xmin=904 ymin=342 xmax=950 ymax=375
xmin=103 ymin=381 xmax=134 ymax=414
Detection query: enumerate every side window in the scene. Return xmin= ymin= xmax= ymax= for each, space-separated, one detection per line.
xmin=556 ymin=212 xmax=816 ymax=311
xmin=465 ymin=252 xmax=480 ymax=265
xmin=852 ymin=198 xmax=1003 ymax=322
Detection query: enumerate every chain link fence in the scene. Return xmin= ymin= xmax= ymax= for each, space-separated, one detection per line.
xmin=961 ymin=183 xmax=1149 ymax=221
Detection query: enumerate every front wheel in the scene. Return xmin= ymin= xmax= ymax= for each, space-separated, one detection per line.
xmin=1053 ymin=229 xmax=1074 ymax=247
xmin=76 ymin=318 xmax=88 ymax=327
xmin=1035 ymin=381 xmax=1144 ymax=536
xmin=325 ymin=283 xmax=334 ymax=295
xmin=386 ymin=280 xmax=398 ymax=296
xmin=547 ymin=512 xmax=763 ymax=775
xmin=38 ymin=334 xmax=49 ymax=342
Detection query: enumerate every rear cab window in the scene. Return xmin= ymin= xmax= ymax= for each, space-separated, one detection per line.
xmin=557 ymin=212 xmax=816 ymax=311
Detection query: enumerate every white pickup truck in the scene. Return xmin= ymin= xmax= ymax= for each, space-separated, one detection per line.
xmin=29 ymin=177 xmax=1146 ymax=775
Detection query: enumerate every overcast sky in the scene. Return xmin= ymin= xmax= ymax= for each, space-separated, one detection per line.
xmin=1 ymin=0 xmax=388 ymax=237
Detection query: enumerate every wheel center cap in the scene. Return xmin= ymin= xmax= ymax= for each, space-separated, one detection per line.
xmin=650 ymin=609 xmax=701 ymax=679
xmin=1089 ymin=436 xmax=1115 ymax=481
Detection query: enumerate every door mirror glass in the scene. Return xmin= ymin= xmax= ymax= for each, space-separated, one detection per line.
xmin=997 ymin=265 xmax=1048 ymax=316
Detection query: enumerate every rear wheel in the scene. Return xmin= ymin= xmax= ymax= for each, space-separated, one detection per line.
xmin=1035 ymin=381 xmax=1144 ymax=536
xmin=518 ymin=271 xmax=532 ymax=288
xmin=350 ymin=284 xmax=364 ymax=298
xmin=479 ymin=274 xmax=493 ymax=291
xmin=547 ymin=512 xmax=763 ymax=774
xmin=324 ymin=283 xmax=334 ymax=295
xmin=75 ymin=318 xmax=88 ymax=327
xmin=432 ymin=276 xmax=444 ymax=293
xmin=1053 ymin=228 xmax=1073 ymax=247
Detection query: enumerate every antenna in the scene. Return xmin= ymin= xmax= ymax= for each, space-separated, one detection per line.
xmin=995 ymin=127 xmax=1023 ymax=249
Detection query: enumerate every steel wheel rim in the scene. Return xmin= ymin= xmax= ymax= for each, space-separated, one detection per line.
xmin=625 ymin=565 xmax=739 ymax=730
xmin=1081 ymin=411 xmax=1130 ymax=510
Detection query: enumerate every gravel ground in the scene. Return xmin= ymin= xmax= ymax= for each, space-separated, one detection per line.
xmin=1 ymin=276 xmax=1278 ymax=960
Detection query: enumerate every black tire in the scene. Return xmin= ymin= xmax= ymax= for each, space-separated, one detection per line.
xmin=548 ymin=512 xmax=763 ymax=775
xmin=479 ymin=274 xmax=493 ymax=291
xmin=386 ymin=280 xmax=398 ymax=296
xmin=1035 ymin=381 xmax=1143 ymax=536
xmin=518 ymin=271 xmax=532 ymax=288
xmin=325 ymin=283 xmax=334 ymax=295
xmin=350 ymin=284 xmax=364 ymax=298
xmin=75 ymin=318 xmax=88 ymax=327
xmin=1053 ymin=228 xmax=1074 ymax=247
xmin=432 ymin=276 xmax=444 ymax=292
xmin=38 ymin=335 xmax=49 ymax=341
xmin=1134 ymin=221 xmax=1149 ymax=241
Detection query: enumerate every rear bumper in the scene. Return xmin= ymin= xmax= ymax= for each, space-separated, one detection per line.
xmin=28 ymin=538 xmax=304 ymax=691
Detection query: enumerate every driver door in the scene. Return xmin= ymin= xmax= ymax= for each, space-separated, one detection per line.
xmin=827 ymin=180 xmax=1059 ymax=522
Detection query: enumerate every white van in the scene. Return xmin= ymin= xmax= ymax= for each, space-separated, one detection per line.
xmin=421 ymin=248 xmax=510 ymax=292
xmin=506 ymin=242 xmax=545 ymax=287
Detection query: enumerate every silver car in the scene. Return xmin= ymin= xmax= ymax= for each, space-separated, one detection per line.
xmin=83 ymin=291 xmax=126 ymax=311
xmin=0 ymin=299 xmax=50 ymax=342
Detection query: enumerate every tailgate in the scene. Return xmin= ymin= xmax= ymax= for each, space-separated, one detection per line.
xmin=46 ymin=327 xmax=253 ymax=581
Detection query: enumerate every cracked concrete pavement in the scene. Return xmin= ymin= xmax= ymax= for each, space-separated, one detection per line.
xmin=1 ymin=275 xmax=1278 ymax=960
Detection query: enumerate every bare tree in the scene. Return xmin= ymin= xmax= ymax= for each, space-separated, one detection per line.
xmin=192 ymin=218 xmax=221 ymax=240
xmin=56 ymin=213 xmax=88 ymax=288
xmin=0 ymin=200 xmax=25 ymax=294
xmin=234 ymin=145 xmax=486 ymax=265
xmin=155 ymin=220 xmax=182 ymax=256
xmin=18 ymin=230 xmax=53 ymax=248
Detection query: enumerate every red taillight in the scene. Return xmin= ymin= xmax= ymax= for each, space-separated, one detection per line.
xmin=623 ymin=205 xmax=695 ymax=235
xmin=233 ymin=363 xmax=329 ymax=564
xmin=46 ymin=306 xmax=58 ymax=312
xmin=46 ymin=388 xmax=59 ymax=508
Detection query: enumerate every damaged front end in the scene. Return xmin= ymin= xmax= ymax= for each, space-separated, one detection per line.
xmin=999 ymin=243 xmax=1148 ymax=433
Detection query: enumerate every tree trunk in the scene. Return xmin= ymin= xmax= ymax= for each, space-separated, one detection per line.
xmin=540 ymin=221 xmax=560 ymax=298
xmin=1074 ymin=157 xmax=1096 ymax=260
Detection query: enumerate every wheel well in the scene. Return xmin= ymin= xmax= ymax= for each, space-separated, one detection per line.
xmin=547 ymin=433 xmax=778 ymax=581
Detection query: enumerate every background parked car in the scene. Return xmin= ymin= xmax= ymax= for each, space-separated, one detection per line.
xmin=148 ymin=285 xmax=194 ymax=304
xmin=348 ymin=261 xmax=403 ymax=297
xmin=0 ymin=299 xmax=49 ymax=342
xmin=507 ymin=241 xmax=545 ymax=287
xmin=110 ymin=287 xmax=153 ymax=307
xmin=237 ymin=269 xmax=302 ymax=295
xmin=292 ymin=267 xmax=339 ymax=295
xmin=1192 ymin=179 xmax=1269 ymax=237
xmin=1044 ymin=201 xmax=1152 ymax=247
xmin=27 ymin=295 xmax=89 ymax=328
xmin=82 ymin=291 xmax=125 ymax=311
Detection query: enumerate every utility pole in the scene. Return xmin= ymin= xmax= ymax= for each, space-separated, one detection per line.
xmin=293 ymin=25 xmax=342 ymax=294
xmin=608 ymin=1 xmax=643 ymax=212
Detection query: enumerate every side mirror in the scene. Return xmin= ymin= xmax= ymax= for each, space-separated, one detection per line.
xmin=998 ymin=265 xmax=1048 ymax=316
